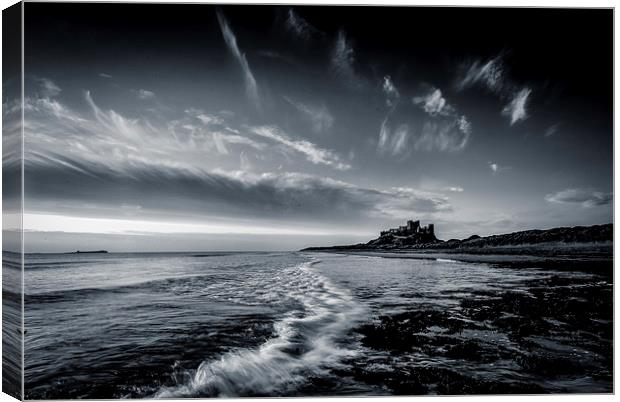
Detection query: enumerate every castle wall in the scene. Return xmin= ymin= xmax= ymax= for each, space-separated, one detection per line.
xmin=381 ymin=220 xmax=434 ymax=237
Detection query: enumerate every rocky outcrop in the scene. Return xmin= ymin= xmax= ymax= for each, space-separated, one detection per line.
xmin=367 ymin=231 xmax=439 ymax=247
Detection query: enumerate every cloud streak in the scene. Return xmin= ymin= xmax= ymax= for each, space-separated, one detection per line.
xmin=330 ymin=30 xmax=364 ymax=89
xmin=133 ymin=89 xmax=156 ymax=100
xmin=409 ymin=86 xmax=471 ymax=152
xmin=382 ymin=75 xmax=400 ymax=107
xmin=23 ymin=88 xmax=260 ymax=179
xmin=413 ymin=88 xmax=450 ymax=116
xmin=283 ymin=96 xmax=334 ymax=133
xmin=457 ymin=53 xmax=532 ymax=125
xmin=457 ymin=54 xmax=506 ymax=94
xmin=216 ymin=10 xmax=260 ymax=110
xmin=544 ymin=123 xmax=561 ymax=137
xmin=413 ymin=120 xmax=469 ymax=152
xmin=377 ymin=119 xmax=410 ymax=156
xmin=545 ymin=188 xmax=613 ymax=207
xmin=249 ymin=125 xmax=349 ymax=170
xmin=37 ymin=78 xmax=61 ymax=97
xmin=378 ymin=84 xmax=471 ymax=156
xmin=19 ymin=151 xmax=451 ymax=228
xmin=284 ymin=9 xmax=322 ymax=41
xmin=488 ymin=161 xmax=510 ymax=174
xmin=19 ymin=85 xmax=402 ymax=228
xmin=502 ymin=87 xmax=531 ymax=125
xmin=23 ymin=80 xmax=352 ymax=186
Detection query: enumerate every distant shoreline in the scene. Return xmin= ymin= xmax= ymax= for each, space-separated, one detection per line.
xmin=66 ymin=250 xmax=109 ymax=254
xmin=302 ymin=223 xmax=612 ymax=252
xmin=302 ymin=245 xmax=612 ymax=274
xmin=301 ymin=223 xmax=613 ymax=274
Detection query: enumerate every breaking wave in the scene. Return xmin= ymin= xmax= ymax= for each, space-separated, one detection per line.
xmin=436 ymin=258 xmax=459 ymax=263
xmin=154 ymin=259 xmax=366 ymax=398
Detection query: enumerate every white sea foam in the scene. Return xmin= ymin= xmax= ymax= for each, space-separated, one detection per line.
xmin=435 ymin=258 xmax=459 ymax=263
xmin=154 ymin=259 xmax=366 ymax=398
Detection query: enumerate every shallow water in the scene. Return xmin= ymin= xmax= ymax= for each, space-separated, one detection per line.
xmin=20 ymin=251 xmax=612 ymax=398
xmin=3 ymin=251 xmax=22 ymax=399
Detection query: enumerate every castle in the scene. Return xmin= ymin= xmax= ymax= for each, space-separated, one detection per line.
xmin=380 ymin=220 xmax=434 ymax=237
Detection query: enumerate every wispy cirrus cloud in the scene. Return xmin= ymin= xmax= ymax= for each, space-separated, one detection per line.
xmin=284 ymin=9 xmax=322 ymax=41
xmin=544 ymin=122 xmax=561 ymax=137
xmin=457 ymin=53 xmax=532 ymax=125
xmin=545 ymin=188 xmax=613 ymax=207
xmin=457 ymin=115 xmax=472 ymax=135
xmin=283 ymin=96 xmax=334 ymax=133
xmin=413 ymin=88 xmax=451 ymax=116
xmin=133 ymin=89 xmax=156 ymax=100
xmin=378 ymin=119 xmax=410 ymax=156
xmin=36 ymin=78 xmax=61 ymax=97
xmin=20 ymin=158 xmax=452 ymax=228
xmin=409 ymin=86 xmax=471 ymax=152
xmin=23 ymin=78 xmax=352 ymax=182
xmin=256 ymin=50 xmax=299 ymax=67
xmin=376 ymin=76 xmax=401 ymax=152
xmin=249 ymin=125 xmax=350 ymax=170
xmin=330 ymin=30 xmax=365 ymax=89
xmin=379 ymin=186 xmax=452 ymax=216
xmin=502 ymin=87 xmax=531 ymax=125
xmin=22 ymin=82 xmax=266 ymax=179
xmin=488 ymin=161 xmax=510 ymax=174
xmin=413 ymin=87 xmax=470 ymax=129
xmin=168 ymin=109 xmax=265 ymax=156
xmin=378 ymin=117 xmax=390 ymax=151
xmin=413 ymin=120 xmax=469 ymax=152
xmin=216 ymin=9 xmax=260 ymax=110
xmin=15 ymin=83 xmax=451 ymax=226
xmin=457 ymin=54 xmax=506 ymax=94
xmin=2 ymin=97 xmax=24 ymax=171
xmin=391 ymin=125 xmax=409 ymax=155
xmin=378 ymin=84 xmax=471 ymax=155
xmin=382 ymin=75 xmax=400 ymax=107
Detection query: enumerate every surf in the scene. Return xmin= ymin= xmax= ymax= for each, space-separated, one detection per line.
xmin=154 ymin=258 xmax=366 ymax=398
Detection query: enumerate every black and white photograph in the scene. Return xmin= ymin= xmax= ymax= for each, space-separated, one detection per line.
xmin=1 ymin=2 xmax=614 ymax=399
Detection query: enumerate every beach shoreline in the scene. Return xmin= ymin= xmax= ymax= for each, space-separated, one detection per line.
xmin=302 ymin=242 xmax=613 ymax=274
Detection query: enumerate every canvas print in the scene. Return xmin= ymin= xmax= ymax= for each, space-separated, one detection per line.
xmin=2 ymin=2 xmax=613 ymax=399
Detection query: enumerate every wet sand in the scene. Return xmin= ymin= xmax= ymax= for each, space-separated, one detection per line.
xmin=309 ymin=246 xmax=613 ymax=275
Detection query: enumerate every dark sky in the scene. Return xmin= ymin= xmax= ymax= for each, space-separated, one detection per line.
xmin=7 ymin=3 xmax=613 ymax=252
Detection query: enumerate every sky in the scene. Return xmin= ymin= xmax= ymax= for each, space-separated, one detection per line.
xmin=3 ymin=4 xmax=613 ymax=252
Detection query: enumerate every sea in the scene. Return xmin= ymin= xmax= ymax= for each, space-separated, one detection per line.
xmin=5 ymin=251 xmax=612 ymax=398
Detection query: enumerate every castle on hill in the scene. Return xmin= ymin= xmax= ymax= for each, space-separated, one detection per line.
xmin=380 ymin=220 xmax=434 ymax=237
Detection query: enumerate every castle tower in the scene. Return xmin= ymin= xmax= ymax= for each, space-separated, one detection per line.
xmin=428 ymin=224 xmax=434 ymax=236
xmin=407 ymin=220 xmax=420 ymax=233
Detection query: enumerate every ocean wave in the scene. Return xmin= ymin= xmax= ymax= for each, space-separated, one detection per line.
xmin=154 ymin=258 xmax=366 ymax=398
xmin=191 ymin=253 xmax=240 ymax=258
xmin=24 ymin=260 xmax=111 ymax=270
xmin=435 ymin=258 xmax=459 ymax=263
xmin=2 ymin=259 xmax=22 ymax=270
xmin=25 ymin=273 xmax=220 ymax=304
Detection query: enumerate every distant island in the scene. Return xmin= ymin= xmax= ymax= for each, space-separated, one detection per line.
xmin=68 ymin=250 xmax=109 ymax=254
xmin=302 ymin=220 xmax=612 ymax=261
